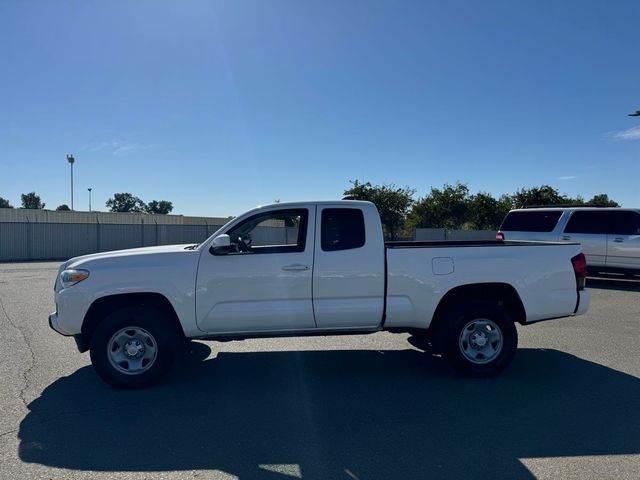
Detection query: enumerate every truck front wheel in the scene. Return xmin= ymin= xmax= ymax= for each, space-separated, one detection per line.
xmin=90 ymin=306 xmax=179 ymax=388
xmin=442 ymin=302 xmax=517 ymax=377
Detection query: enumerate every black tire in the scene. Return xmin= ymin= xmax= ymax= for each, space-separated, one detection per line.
xmin=90 ymin=306 xmax=180 ymax=388
xmin=441 ymin=301 xmax=517 ymax=377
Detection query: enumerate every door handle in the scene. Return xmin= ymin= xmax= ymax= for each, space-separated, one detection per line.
xmin=613 ymin=238 xmax=624 ymax=243
xmin=281 ymin=264 xmax=310 ymax=271
xmin=561 ymin=235 xmax=571 ymax=241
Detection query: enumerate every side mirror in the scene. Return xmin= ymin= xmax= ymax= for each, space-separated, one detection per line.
xmin=209 ymin=234 xmax=232 ymax=255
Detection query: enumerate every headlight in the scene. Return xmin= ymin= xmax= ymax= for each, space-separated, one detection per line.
xmin=60 ymin=269 xmax=90 ymax=289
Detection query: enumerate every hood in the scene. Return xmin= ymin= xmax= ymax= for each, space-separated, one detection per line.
xmin=65 ymin=244 xmax=198 ymax=268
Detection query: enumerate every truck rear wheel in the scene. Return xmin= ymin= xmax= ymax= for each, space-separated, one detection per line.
xmin=90 ymin=306 xmax=179 ymax=388
xmin=442 ymin=302 xmax=517 ymax=377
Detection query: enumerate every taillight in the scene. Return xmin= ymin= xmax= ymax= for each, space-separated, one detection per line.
xmin=571 ymin=253 xmax=587 ymax=290
xmin=496 ymin=232 xmax=505 ymax=241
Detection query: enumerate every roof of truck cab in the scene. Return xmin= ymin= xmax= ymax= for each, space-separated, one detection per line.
xmin=253 ymin=200 xmax=375 ymax=210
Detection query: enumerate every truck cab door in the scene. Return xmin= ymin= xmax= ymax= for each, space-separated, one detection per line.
xmin=312 ymin=205 xmax=385 ymax=329
xmin=195 ymin=207 xmax=316 ymax=333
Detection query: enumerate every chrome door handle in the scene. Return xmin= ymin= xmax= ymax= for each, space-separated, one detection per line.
xmin=613 ymin=238 xmax=624 ymax=243
xmin=561 ymin=235 xmax=571 ymax=241
xmin=282 ymin=264 xmax=310 ymax=271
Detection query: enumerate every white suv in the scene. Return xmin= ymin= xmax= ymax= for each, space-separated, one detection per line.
xmin=498 ymin=207 xmax=640 ymax=277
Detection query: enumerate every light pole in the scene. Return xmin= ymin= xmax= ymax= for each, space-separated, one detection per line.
xmin=88 ymin=188 xmax=92 ymax=212
xmin=66 ymin=154 xmax=75 ymax=210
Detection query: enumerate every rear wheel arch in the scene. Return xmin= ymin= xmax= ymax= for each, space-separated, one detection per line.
xmin=428 ymin=283 xmax=526 ymax=340
xmin=81 ymin=293 xmax=185 ymax=352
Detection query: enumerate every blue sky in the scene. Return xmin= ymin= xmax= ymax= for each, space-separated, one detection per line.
xmin=1 ymin=0 xmax=639 ymax=216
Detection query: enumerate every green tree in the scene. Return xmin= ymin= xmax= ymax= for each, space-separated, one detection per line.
xmin=406 ymin=182 xmax=470 ymax=231
xmin=467 ymin=191 xmax=510 ymax=230
xmin=56 ymin=204 xmax=71 ymax=211
xmin=509 ymin=185 xmax=573 ymax=208
xmin=21 ymin=192 xmax=45 ymax=209
xmin=105 ymin=193 xmax=146 ymax=212
xmin=344 ymin=180 xmax=415 ymax=240
xmin=586 ymin=194 xmax=619 ymax=207
xmin=0 ymin=196 xmax=13 ymax=208
xmin=146 ymin=200 xmax=174 ymax=214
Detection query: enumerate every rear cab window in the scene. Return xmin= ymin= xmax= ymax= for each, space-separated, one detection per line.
xmin=500 ymin=211 xmax=563 ymax=232
xmin=321 ymin=208 xmax=366 ymax=251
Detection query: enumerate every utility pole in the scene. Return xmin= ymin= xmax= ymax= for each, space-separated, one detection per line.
xmin=66 ymin=154 xmax=75 ymax=210
xmin=88 ymin=187 xmax=92 ymax=212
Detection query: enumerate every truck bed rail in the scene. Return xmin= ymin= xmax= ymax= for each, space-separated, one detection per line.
xmin=385 ymin=240 xmax=578 ymax=248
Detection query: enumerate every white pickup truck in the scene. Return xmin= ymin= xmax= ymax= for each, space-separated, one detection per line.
xmin=49 ymin=200 xmax=590 ymax=388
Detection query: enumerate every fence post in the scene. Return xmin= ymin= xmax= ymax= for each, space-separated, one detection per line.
xmin=155 ymin=219 xmax=159 ymax=246
xmin=96 ymin=217 xmax=101 ymax=253
xmin=26 ymin=216 xmax=32 ymax=261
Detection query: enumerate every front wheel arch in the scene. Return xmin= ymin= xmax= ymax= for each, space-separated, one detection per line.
xmin=80 ymin=292 xmax=185 ymax=352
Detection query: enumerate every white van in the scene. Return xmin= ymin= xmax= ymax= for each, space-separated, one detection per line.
xmin=498 ymin=207 xmax=640 ymax=276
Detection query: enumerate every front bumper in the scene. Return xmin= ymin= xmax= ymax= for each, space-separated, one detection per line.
xmin=49 ymin=312 xmax=88 ymax=352
xmin=48 ymin=312 xmax=72 ymax=336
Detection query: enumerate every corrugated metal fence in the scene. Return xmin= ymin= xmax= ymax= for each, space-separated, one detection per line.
xmin=0 ymin=221 xmax=228 ymax=261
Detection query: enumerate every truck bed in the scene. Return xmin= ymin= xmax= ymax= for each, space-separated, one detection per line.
xmin=384 ymin=239 xmax=586 ymax=328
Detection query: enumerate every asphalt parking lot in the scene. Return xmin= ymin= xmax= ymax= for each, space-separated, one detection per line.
xmin=0 ymin=262 xmax=638 ymax=480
